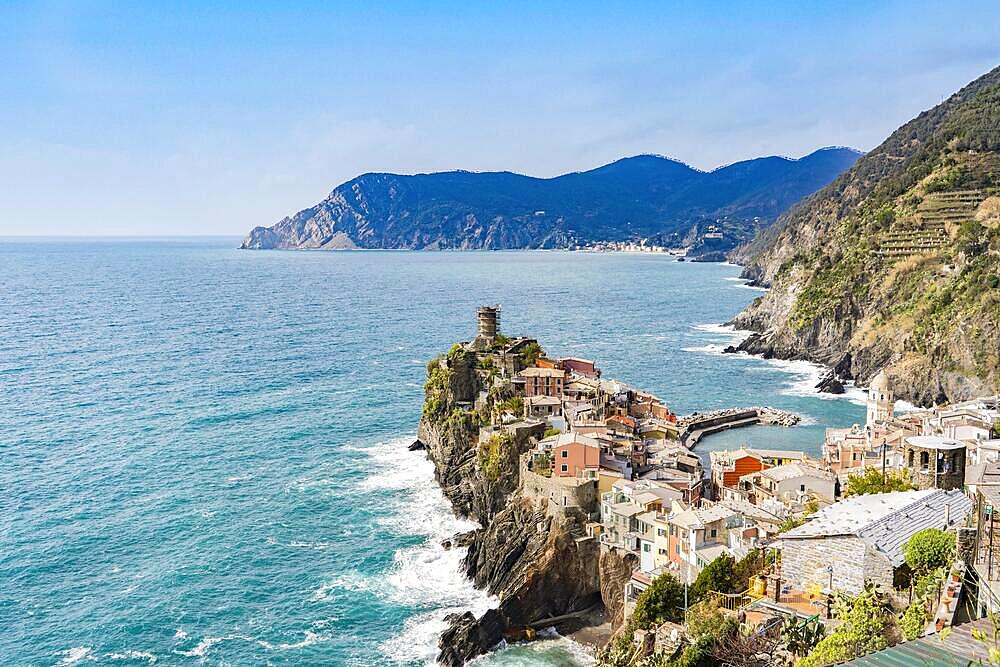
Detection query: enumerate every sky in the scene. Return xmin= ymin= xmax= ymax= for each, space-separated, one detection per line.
xmin=2 ymin=1 xmax=999 ymax=236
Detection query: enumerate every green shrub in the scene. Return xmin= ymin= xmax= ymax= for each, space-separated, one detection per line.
xmin=797 ymin=583 xmax=891 ymax=667
xmin=845 ymin=468 xmax=914 ymax=496
xmin=900 ymin=599 xmax=928 ymax=640
xmin=904 ymin=528 xmax=955 ymax=577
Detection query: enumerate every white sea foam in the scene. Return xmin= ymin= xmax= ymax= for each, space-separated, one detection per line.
xmin=310 ymin=571 xmax=378 ymax=601
xmin=174 ymin=636 xmax=229 ymax=658
xmin=106 ymin=650 xmax=157 ymax=663
xmin=257 ymin=630 xmax=329 ymax=650
xmin=762 ymin=357 xmax=867 ymax=406
xmin=356 ymin=435 xmax=499 ymax=664
xmin=57 ymin=647 xmax=95 ymax=665
xmin=690 ymin=322 xmax=752 ymax=345
xmin=173 ymin=629 xmax=188 ymax=640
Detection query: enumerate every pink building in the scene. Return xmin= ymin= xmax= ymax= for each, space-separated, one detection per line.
xmin=552 ymin=433 xmax=601 ymax=478
xmin=561 ymin=357 xmax=600 ymax=378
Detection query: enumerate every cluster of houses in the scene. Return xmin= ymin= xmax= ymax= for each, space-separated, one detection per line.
xmin=460 ymin=308 xmax=1000 ymax=650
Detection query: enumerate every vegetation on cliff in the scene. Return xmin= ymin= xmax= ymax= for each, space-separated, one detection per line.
xmin=736 ymin=65 xmax=1000 ymax=404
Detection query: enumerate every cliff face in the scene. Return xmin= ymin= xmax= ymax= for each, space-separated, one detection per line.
xmin=241 ymin=149 xmax=859 ymax=256
xmin=733 ymin=66 xmax=1000 ymax=405
xmin=416 ymin=345 xmax=603 ymax=665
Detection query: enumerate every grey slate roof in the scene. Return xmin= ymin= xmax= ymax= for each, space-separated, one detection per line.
xmin=781 ymin=489 xmax=972 ymax=567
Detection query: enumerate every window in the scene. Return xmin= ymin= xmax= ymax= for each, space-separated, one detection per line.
xmin=658 ymin=548 xmax=667 ymax=555
xmin=643 ymin=543 xmax=651 ymax=553
xmin=559 ymin=463 xmax=568 ymax=472
xmin=710 ymin=529 xmax=717 ymax=538
xmin=674 ymin=544 xmax=680 ymax=554
xmin=800 ymin=484 xmax=806 ymax=492
xmin=657 ymin=528 xmax=666 ymax=537
xmin=561 ymin=450 xmax=568 ymax=458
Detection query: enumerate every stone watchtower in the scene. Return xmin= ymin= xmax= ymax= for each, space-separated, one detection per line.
xmin=866 ymin=370 xmax=894 ymax=427
xmin=469 ymin=305 xmax=500 ymax=351
xmin=902 ymin=436 xmax=967 ymax=491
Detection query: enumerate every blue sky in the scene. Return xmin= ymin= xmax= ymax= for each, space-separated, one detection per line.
xmin=2 ymin=1 xmax=999 ymax=236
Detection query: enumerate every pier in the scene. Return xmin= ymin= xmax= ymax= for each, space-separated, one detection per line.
xmin=677 ymin=406 xmax=800 ymax=448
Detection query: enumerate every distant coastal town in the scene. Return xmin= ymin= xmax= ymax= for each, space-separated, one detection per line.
xmin=422 ymin=306 xmax=1000 ymax=667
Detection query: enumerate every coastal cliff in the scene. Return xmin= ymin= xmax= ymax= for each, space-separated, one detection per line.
xmin=416 ymin=343 xmax=604 ymax=665
xmin=731 ymin=65 xmax=1000 ymax=405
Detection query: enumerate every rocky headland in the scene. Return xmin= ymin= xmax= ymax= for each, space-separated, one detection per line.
xmin=416 ymin=343 xmax=621 ymax=665
xmin=728 ymin=65 xmax=1000 ymax=406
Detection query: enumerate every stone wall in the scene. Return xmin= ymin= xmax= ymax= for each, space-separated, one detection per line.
xmin=781 ymin=535 xmax=893 ymax=596
xmin=520 ymin=455 xmax=598 ymax=516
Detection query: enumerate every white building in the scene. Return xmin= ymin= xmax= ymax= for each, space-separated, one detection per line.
xmin=866 ymin=370 xmax=894 ymax=427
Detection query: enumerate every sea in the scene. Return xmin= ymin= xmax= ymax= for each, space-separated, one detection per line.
xmin=2 ymin=238 xmax=870 ymax=666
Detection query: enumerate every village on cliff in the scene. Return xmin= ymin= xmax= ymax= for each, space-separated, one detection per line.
xmin=427 ymin=306 xmax=1000 ymax=666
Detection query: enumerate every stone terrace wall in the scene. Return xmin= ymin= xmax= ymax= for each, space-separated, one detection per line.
xmin=520 ymin=455 xmax=598 ymax=516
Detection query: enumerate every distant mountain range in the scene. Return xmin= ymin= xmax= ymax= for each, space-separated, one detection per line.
xmin=240 ymin=147 xmax=861 ymax=258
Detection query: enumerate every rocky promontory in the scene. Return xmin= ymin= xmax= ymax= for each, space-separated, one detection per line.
xmin=416 ymin=343 xmax=607 ymax=665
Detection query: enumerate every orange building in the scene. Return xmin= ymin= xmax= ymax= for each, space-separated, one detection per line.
xmin=710 ymin=449 xmax=771 ymax=490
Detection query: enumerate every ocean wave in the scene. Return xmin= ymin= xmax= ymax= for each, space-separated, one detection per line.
xmin=762 ymin=358 xmax=867 ymax=406
xmin=310 ymin=571 xmax=378 ymax=601
xmin=174 ymin=630 xmax=331 ymax=658
xmin=353 ymin=435 xmax=498 ymax=664
xmin=57 ymin=647 xmax=95 ymax=665
xmin=106 ymin=650 xmax=157 ymax=663
xmin=257 ymin=630 xmax=330 ymax=651
xmin=690 ymin=323 xmax=751 ymax=344
xmin=470 ymin=631 xmax=597 ymax=666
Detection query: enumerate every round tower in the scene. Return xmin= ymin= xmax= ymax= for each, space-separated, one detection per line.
xmin=866 ymin=370 xmax=894 ymax=427
xmin=477 ymin=305 xmax=499 ymax=342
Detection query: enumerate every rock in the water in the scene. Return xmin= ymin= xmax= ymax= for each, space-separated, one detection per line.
xmin=438 ymin=609 xmax=506 ymax=667
xmin=816 ymin=375 xmax=846 ymax=394
xmin=442 ymin=530 xmax=478 ymax=551
xmin=408 ymin=439 xmax=425 ymax=451
xmin=722 ymin=345 xmax=737 ymax=354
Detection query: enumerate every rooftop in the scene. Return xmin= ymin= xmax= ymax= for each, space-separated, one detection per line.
xmin=520 ymin=367 xmax=566 ymax=378
xmin=781 ymin=489 xmax=973 ymax=567
xmin=759 ymin=463 xmax=835 ymax=483
xmin=905 ymin=435 xmax=966 ymax=450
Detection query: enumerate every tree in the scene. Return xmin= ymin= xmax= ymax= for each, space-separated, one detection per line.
xmin=844 ymin=467 xmax=914 ymax=496
xmin=632 ymin=571 xmax=687 ymax=629
xmin=689 ymin=554 xmax=737 ymax=601
xmin=903 ymin=528 xmax=955 ymax=577
xmin=520 ymin=341 xmax=543 ymax=365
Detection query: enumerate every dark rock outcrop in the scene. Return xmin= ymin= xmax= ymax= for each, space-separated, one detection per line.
xmin=599 ymin=548 xmax=639 ymax=631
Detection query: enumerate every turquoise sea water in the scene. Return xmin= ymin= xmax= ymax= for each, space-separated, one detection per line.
xmin=2 ymin=239 xmax=866 ymax=666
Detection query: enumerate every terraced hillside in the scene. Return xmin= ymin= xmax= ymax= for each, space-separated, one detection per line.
xmin=733 ymin=66 xmax=1000 ymax=405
